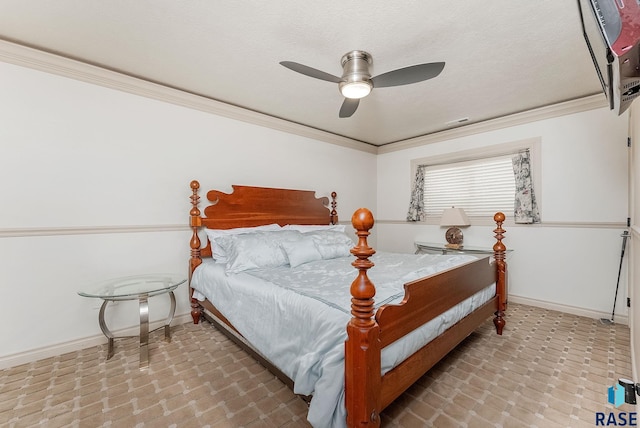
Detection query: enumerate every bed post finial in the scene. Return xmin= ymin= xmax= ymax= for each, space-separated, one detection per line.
xmin=493 ymin=212 xmax=507 ymax=335
xmin=346 ymin=208 xmax=381 ymax=427
xmin=350 ymin=208 xmax=376 ymax=323
xmin=330 ymin=192 xmax=338 ymax=225
xmin=189 ymin=180 xmax=203 ymax=324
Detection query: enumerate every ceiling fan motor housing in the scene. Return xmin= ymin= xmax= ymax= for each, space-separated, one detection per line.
xmin=339 ymin=50 xmax=373 ymax=97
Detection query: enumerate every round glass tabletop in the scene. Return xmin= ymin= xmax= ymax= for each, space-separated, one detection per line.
xmin=78 ymin=273 xmax=186 ymax=300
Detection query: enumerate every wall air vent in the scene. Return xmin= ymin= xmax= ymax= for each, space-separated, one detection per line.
xmin=445 ymin=117 xmax=469 ymax=127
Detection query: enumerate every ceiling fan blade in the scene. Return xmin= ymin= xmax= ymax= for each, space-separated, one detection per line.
xmin=279 ymin=61 xmax=342 ymax=83
xmin=371 ymin=62 xmax=445 ymax=88
xmin=339 ymin=98 xmax=359 ymax=118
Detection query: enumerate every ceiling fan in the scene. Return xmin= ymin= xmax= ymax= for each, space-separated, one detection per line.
xmin=280 ymin=50 xmax=445 ymax=118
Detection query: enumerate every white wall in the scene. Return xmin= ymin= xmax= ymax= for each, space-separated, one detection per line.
xmin=0 ymin=60 xmax=377 ymax=366
xmin=375 ymin=108 xmax=630 ymax=319
xmin=0 ymin=53 xmax=631 ymax=368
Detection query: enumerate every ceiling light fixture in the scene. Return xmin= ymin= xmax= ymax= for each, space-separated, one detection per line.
xmin=339 ymin=80 xmax=373 ymax=99
xmin=339 ymin=50 xmax=373 ymax=99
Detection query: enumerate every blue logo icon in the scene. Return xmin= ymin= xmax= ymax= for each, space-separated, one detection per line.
xmin=609 ymin=383 xmax=626 ymax=408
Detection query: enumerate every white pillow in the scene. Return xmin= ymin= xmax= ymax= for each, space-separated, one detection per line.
xmin=281 ymin=236 xmax=323 ymax=268
xmin=205 ymin=224 xmax=281 ymax=263
xmin=283 ymin=224 xmax=346 ymax=233
xmin=305 ymin=230 xmax=354 ymax=260
xmin=217 ymin=230 xmax=303 ymax=274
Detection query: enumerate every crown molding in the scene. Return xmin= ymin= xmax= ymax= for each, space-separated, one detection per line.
xmin=0 ymin=39 xmax=608 ymax=156
xmin=378 ymin=94 xmax=608 ymax=154
xmin=0 ymin=39 xmax=377 ymax=154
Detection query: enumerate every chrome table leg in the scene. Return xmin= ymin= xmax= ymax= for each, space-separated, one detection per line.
xmin=164 ymin=291 xmax=176 ymax=342
xmin=97 ymin=290 xmax=175 ymax=369
xmin=98 ymin=300 xmax=115 ymax=360
xmin=139 ymin=294 xmax=149 ymax=370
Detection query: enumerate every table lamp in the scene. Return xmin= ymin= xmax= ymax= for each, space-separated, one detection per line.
xmin=440 ymin=207 xmax=470 ymax=249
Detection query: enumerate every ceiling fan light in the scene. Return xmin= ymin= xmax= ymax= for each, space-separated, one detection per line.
xmin=339 ymin=80 xmax=372 ymax=99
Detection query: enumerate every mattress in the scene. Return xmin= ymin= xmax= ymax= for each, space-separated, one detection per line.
xmin=191 ymin=252 xmax=495 ymax=427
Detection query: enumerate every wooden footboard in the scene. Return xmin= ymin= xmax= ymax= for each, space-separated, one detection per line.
xmin=346 ymin=208 xmax=507 ymax=427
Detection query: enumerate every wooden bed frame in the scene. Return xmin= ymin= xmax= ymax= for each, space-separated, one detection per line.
xmin=188 ymin=180 xmax=507 ymax=427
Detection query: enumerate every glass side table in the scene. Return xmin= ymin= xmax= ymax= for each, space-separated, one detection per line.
xmin=414 ymin=241 xmax=513 ymax=257
xmin=414 ymin=241 xmax=497 ymax=256
xmin=78 ymin=273 xmax=186 ymax=369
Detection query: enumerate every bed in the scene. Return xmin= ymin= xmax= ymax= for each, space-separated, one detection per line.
xmin=187 ymin=180 xmax=508 ymax=427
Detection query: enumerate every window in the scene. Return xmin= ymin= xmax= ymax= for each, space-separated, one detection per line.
xmin=423 ymin=155 xmax=516 ymax=218
xmin=407 ymin=138 xmax=541 ymax=224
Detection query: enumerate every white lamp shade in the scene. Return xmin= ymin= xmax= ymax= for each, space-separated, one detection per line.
xmin=440 ymin=207 xmax=470 ymax=226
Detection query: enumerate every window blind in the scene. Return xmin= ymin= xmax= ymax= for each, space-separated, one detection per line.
xmin=423 ymin=155 xmax=516 ymax=217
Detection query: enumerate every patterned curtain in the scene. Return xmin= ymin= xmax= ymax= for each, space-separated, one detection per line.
xmin=512 ymin=149 xmax=541 ymax=224
xmin=406 ymin=165 xmax=426 ymax=221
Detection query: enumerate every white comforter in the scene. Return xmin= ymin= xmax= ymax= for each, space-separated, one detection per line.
xmin=191 ymin=252 xmax=494 ymax=427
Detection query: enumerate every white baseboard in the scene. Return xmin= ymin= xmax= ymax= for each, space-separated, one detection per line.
xmin=509 ymin=295 xmax=629 ymax=326
xmin=0 ymin=313 xmax=193 ymax=370
xmin=1 ymin=298 xmax=628 ymax=371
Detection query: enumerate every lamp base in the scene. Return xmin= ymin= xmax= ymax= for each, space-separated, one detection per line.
xmin=444 ymin=226 xmax=464 ymax=248
xmin=444 ymin=243 xmax=463 ymax=250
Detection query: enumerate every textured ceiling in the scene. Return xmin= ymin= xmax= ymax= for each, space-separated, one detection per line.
xmin=0 ymin=1 xmax=604 ymax=146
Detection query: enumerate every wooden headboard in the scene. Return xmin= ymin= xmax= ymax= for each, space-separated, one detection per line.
xmin=189 ymin=180 xmax=338 ymax=270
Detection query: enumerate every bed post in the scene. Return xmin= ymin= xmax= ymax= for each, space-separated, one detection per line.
xmin=330 ymin=191 xmax=338 ymax=225
xmin=189 ymin=180 xmax=203 ymax=324
xmin=345 ymin=208 xmax=381 ymax=427
xmin=493 ymin=212 xmax=507 ymax=335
